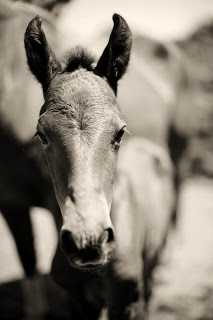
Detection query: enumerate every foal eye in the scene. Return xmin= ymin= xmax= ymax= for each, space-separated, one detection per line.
xmin=113 ymin=127 xmax=126 ymax=148
xmin=37 ymin=132 xmax=48 ymax=145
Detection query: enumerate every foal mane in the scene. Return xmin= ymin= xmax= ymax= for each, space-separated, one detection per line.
xmin=63 ymin=47 xmax=96 ymax=73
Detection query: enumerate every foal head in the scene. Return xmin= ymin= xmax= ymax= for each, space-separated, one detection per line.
xmin=24 ymin=14 xmax=131 ymax=269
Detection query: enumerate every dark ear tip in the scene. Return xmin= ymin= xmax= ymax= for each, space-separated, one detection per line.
xmin=34 ymin=15 xmax=42 ymax=26
xmin=112 ymin=14 xmax=130 ymax=32
xmin=30 ymin=15 xmax=42 ymax=29
xmin=25 ymin=16 xmax=43 ymax=45
xmin=25 ymin=15 xmax=42 ymax=36
xmin=112 ymin=13 xmax=122 ymax=27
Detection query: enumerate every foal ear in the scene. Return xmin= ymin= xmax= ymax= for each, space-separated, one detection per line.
xmin=95 ymin=14 xmax=132 ymax=94
xmin=24 ymin=16 xmax=61 ymax=91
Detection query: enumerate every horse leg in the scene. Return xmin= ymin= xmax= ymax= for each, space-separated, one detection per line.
xmin=106 ymin=277 xmax=145 ymax=320
xmin=1 ymin=207 xmax=36 ymax=277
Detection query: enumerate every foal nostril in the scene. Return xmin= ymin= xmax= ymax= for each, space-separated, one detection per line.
xmin=99 ymin=227 xmax=115 ymax=245
xmin=106 ymin=227 xmax=115 ymax=243
xmin=60 ymin=230 xmax=77 ymax=256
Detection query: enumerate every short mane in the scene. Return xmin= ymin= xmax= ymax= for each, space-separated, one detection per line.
xmin=63 ymin=47 xmax=96 ymax=73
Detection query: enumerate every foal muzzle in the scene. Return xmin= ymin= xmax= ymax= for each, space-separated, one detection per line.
xmin=60 ymin=227 xmax=115 ymax=269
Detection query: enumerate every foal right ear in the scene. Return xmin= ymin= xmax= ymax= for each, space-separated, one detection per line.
xmin=95 ymin=14 xmax=132 ymax=94
xmin=24 ymin=16 xmax=61 ymax=91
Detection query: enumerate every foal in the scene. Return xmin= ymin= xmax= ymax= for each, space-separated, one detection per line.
xmin=25 ymin=14 xmax=174 ymax=319
xmin=25 ymin=13 xmax=131 ymax=269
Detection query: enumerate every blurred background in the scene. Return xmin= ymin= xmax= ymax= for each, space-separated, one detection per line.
xmin=1 ymin=0 xmax=213 ymax=319
xmin=57 ymin=0 xmax=213 ymax=42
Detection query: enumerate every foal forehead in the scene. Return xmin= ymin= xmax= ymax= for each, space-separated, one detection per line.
xmin=47 ymin=69 xmax=116 ymax=107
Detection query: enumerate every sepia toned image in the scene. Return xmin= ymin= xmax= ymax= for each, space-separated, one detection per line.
xmin=1 ymin=0 xmax=213 ymax=319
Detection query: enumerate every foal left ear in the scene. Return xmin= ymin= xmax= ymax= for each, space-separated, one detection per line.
xmin=95 ymin=14 xmax=132 ymax=94
xmin=24 ymin=16 xmax=61 ymax=91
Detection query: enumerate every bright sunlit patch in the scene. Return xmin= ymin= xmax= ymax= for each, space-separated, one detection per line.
xmin=0 ymin=212 xmax=25 ymax=283
xmin=30 ymin=207 xmax=58 ymax=274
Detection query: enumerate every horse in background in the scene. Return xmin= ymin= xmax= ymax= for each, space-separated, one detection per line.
xmin=122 ymin=21 xmax=213 ymax=185
xmin=25 ymin=14 xmax=175 ymax=319
xmin=173 ymin=21 xmax=213 ymax=181
xmin=0 ymin=0 xmax=63 ymax=278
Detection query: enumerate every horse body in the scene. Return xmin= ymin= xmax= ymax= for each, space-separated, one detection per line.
xmin=112 ymin=137 xmax=174 ymax=267
xmin=106 ymin=137 xmax=175 ymax=318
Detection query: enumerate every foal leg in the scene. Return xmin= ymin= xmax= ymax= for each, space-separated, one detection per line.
xmin=1 ymin=207 xmax=36 ymax=277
